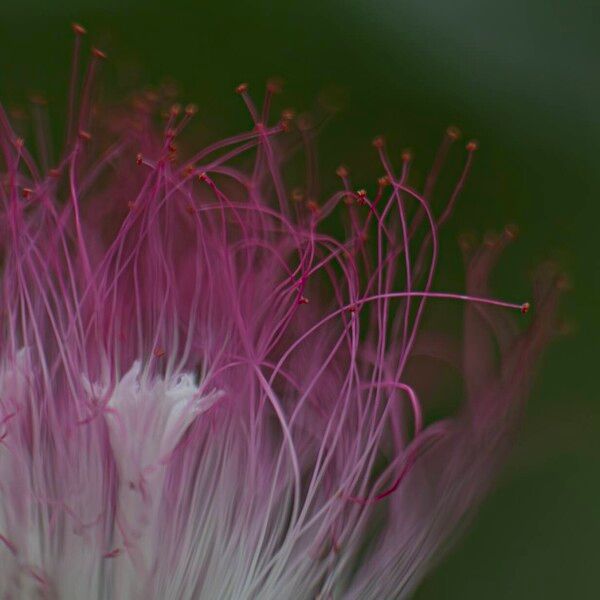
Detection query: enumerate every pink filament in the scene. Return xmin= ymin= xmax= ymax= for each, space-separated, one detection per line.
xmin=0 ymin=30 xmax=561 ymax=600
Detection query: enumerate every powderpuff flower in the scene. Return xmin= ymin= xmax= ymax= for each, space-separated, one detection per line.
xmin=0 ymin=26 xmax=561 ymax=599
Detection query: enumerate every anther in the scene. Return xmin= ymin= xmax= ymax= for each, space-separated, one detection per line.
xmin=356 ymin=189 xmax=367 ymax=204
xmin=372 ymin=135 xmax=385 ymax=149
xmin=72 ymin=23 xmax=87 ymax=36
xmin=267 ymin=77 xmax=283 ymax=94
xmin=291 ymin=188 xmax=304 ymax=202
xmin=92 ymin=48 xmax=107 ymax=60
xmin=336 ymin=165 xmax=349 ymax=178
xmin=9 ymin=108 xmax=26 ymax=120
xmin=520 ymin=302 xmax=530 ymax=315
xmin=185 ymin=103 xmax=198 ymax=116
xmin=446 ymin=125 xmax=461 ymax=140
xmin=281 ymin=108 xmax=295 ymax=122
xmin=556 ymin=274 xmax=572 ymax=291
xmin=466 ymin=140 xmax=479 ymax=152
xmin=297 ymin=114 xmax=313 ymax=131
xmin=145 ymin=90 xmax=159 ymax=103
xmin=280 ymin=111 xmax=294 ymax=132
xmin=458 ymin=232 xmax=474 ymax=253
xmin=161 ymin=80 xmax=179 ymax=99
xmin=307 ymin=200 xmax=320 ymax=214
xmin=235 ymin=83 xmax=248 ymax=94
xmin=154 ymin=348 xmax=166 ymax=358
xmin=22 ymin=188 xmax=33 ymax=198
xmin=504 ymin=223 xmax=519 ymax=240
xmin=170 ymin=104 xmax=181 ymax=117
xmin=298 ymin=296 xmax=309 ymax=305
xmin=131 ymin=97 xmax=149 ymax=113
xmin=483 ymin=231 xmax=499 ymax=247
xmin=78 ymin=130 xmax=92 ymax=142
xmin=401 ymin=149 xmax=412 ymax=162
xmin=10 ymin=107 xmax=26 ymax=122
xmin=30 ymin=94 xmax=47 ymax=106
xmin=377 ymin=175 xmax=390 ymax=187
xmin=136 ymin=153 xmax=143 ymax=166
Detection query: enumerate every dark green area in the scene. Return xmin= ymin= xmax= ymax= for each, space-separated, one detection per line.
xmin=1 ymin=0 xmax=598 ymax=597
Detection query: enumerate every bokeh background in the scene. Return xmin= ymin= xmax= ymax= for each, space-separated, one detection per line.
xmin=1 ymin=0 xmax=598 ymax=597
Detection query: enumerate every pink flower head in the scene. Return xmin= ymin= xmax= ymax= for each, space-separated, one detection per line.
xmin=0 ymin=26 xmax=561 ymax=599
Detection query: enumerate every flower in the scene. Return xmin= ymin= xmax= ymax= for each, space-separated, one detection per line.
xmin=0 ymin=25 xmax=561 ymax=599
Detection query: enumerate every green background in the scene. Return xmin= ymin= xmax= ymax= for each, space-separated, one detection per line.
xmin=1 ymin=0 xmax=598 ymax=597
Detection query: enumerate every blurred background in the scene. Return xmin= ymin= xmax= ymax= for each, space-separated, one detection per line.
xmin=1 ymin=0 xmax=598 ymax=597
